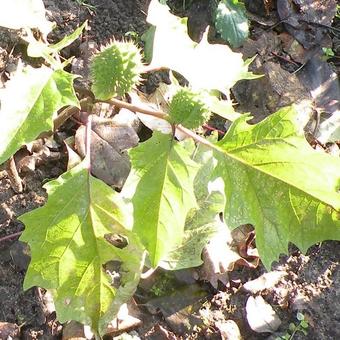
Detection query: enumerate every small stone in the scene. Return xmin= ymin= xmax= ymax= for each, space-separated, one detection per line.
xmin=246 ymin=296 xmax=281 ymax=333
xmin=215 ymin=320 xmax=241 ymax=340
xmin=106 ymin=303 xmax=142 ymax=336
xmin=113 ymin=109 xmax=141 ymax=132
xmin=9 ymin=241 xmax=31 ymax=271
xmin=62 ymin=321 xmax=92 ymax=340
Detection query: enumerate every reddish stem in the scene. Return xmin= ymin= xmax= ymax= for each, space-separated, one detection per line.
xmin=203 ymin=124 xmax=225 ymax=135
xmin=84 ymin=114 xmax=93 ymax=171
xmin=0 ymin=231 xmax=23 ymax=243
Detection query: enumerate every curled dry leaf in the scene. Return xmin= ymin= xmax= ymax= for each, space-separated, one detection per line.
xmin=91 ymin=115 xmax=139 ymax=152
xmin=113 ymin=108 xmax=141 ymax=132
xmin=199 ymin=223 xmax=259 ymax=288
xmin=17 ymin=138 xmax=61 ymax=173
xmin=64 ymin=137 xmax=82 ymax=171
xmin=75 ymin=125 xmax=134 ymax=188
xmin=215 ymin=320 xmax=242 ymax=340
xmin=232 ymin=226 xmax=260 ymax=268
xmin=199 ymin=223 xmax=239 ymax=288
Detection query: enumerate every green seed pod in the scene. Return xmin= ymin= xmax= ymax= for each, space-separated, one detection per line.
xmin=90 ymin=40 xmax=143 ymax=100
xmin=169 ymin=87 xmax=211 ymax=129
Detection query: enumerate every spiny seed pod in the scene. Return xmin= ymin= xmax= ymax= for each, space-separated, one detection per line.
xmin=169 ymin=87 xmax=211 ymax=129
xmin=90 ymin=40 xmax=143 ymax=100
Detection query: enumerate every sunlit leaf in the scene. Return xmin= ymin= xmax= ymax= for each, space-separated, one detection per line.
xmin=27 ymin=21 xmax=87 ymax=59
xmin=19 ymin=162 xmax=145 ymax=336
xmin=0 ymin=65 xmax=79 ymax=164
xmin=0 ymin=0 xmax=53 ymax=36
xmin=212 ymin=105 xmax=340 ymax=268
xmin=122 ymin=132 xmax=198 ymax=267
xmin=146 ymin=0 xmax=257 ymax=94
xmin=159 ymin=141 xmax=225 ymax=270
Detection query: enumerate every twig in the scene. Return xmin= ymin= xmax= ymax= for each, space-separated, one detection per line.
xmin=0 ymin=231 xmax=23 ymax=243
xmin=6 ymin=156 xmax=23 ymax=193
xmin=292 ymin=61 xmax=307 ymax=74
xmin=53 ymin=106 xmax=80 ymax=131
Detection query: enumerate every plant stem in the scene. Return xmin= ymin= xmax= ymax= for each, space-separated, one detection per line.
xmin=96 ymin=97 xmax=167 ymax=120
xmin=203 ymin=124 xmax=225 ymax=135
xmin=95 ymin=97 xmax=220 ymax=151
xmin=140 ymin=267 xmax=157 ymax=280
xmin=84 ymin=114 xmax=93 ymax=171
xmin=176 ymin=125 xmax=220 ymax=151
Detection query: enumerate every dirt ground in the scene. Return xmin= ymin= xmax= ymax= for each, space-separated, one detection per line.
xmin=0 ymin=0 xmax=339 ymax=339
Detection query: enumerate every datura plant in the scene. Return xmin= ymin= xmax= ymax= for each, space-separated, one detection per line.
xmin=169 ymin=87 xmax=211 ymax=128
xmin=0 ymin=0 xmax=339 ymax=338
xmin=90 ymin=40 xmax=143 ymax=99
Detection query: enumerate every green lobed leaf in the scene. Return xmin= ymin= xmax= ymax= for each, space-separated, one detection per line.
xmin=212 ymin=105 xmax=340 ymax=268
xmin=122 ymin=132 xmax=198 ymax=267
xmin=159 ymin=140 xmax=225 ymax=270
xmin=205 ymin=91 xmax=242 ymax=121
xmin=19 ymin=161 xmax=145 ymax=336
xmin=27 ymin=21 xmax=87 ymax=59
xmin=50 ymin=21 xmax=87 ymax=52
xmin=214 ymin=0 xmax=249 ymax=48
xmin=0 ymin=66 xmax=79 ymax=165
xmin=146 ymin=0 xmax=257 ymax=95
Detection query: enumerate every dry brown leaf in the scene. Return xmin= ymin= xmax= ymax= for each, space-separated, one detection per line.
xmin=75 ymin=125 xmax=133 ymax=188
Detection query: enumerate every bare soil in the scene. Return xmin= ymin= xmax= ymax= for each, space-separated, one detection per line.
xmin=0 ymin=0 xmax=339 ymax=339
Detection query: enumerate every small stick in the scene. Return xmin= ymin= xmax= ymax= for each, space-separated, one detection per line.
xmin=54 ymin=106 xmax=80 ymax=131
xmin=0 ymin=231 xmax=23 ymax=243
xmin=6 ymin=156 xmax=23 ymax=193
